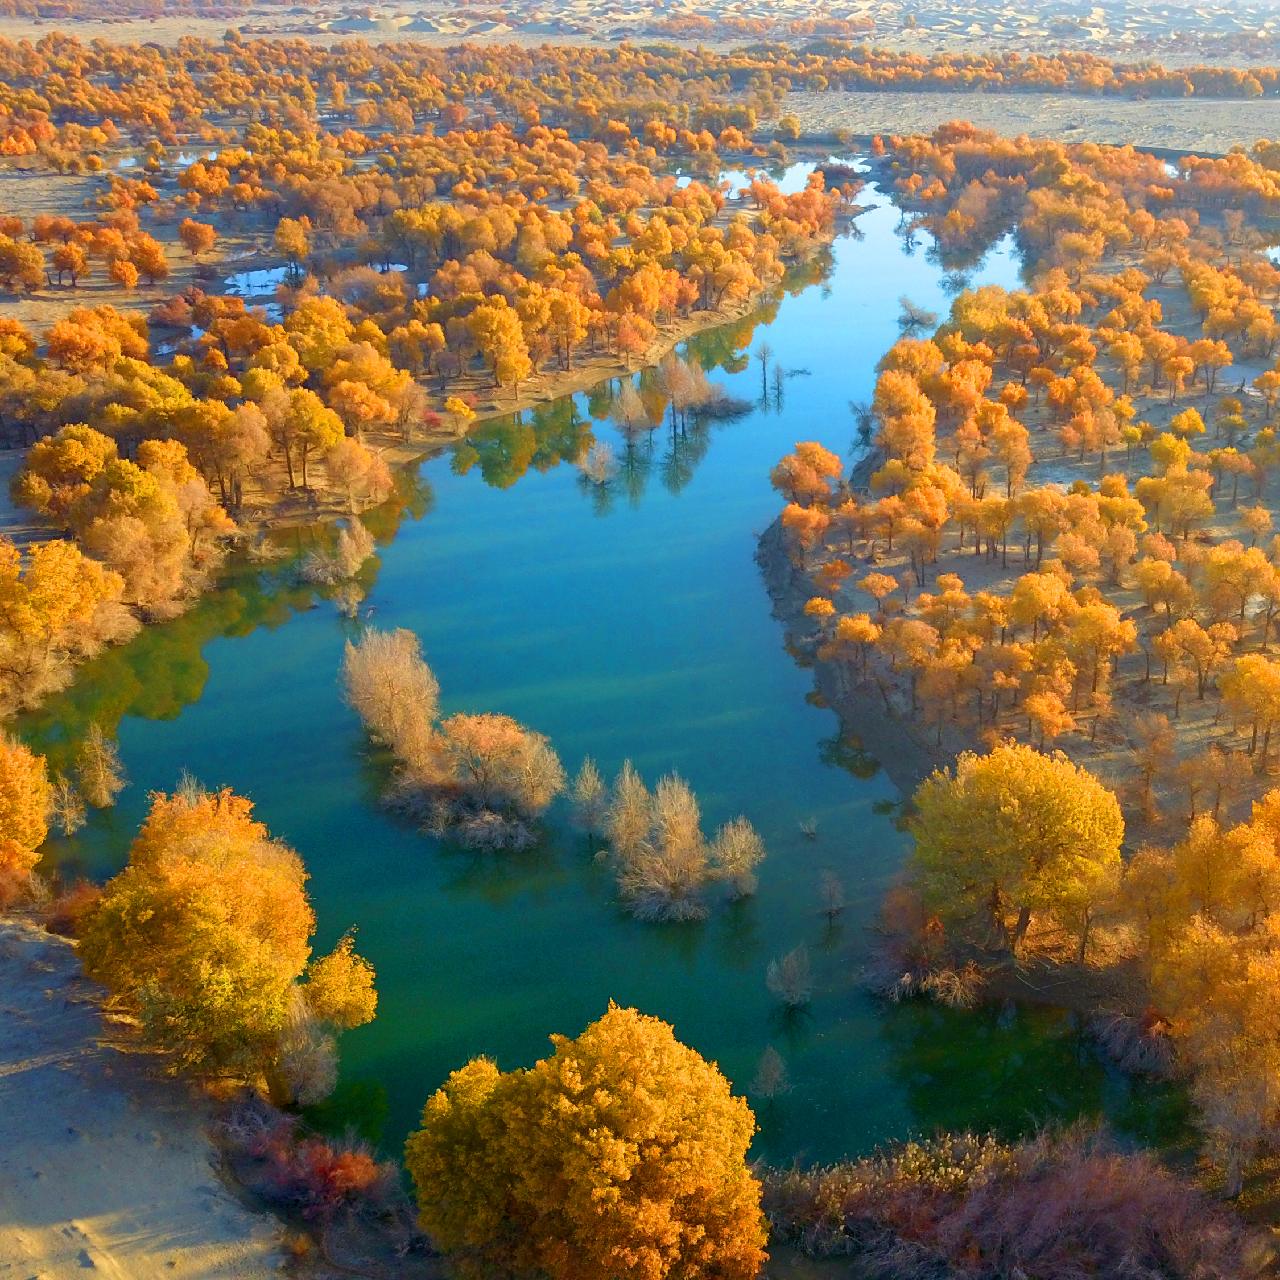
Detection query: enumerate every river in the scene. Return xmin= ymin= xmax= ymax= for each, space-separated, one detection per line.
xmin=19 ymin=169 xmax=1188 ymax=1161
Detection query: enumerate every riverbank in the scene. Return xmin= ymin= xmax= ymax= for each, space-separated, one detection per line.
xmin=0 ymin=915 xmax=282 ymax=1279
xmin=429 ymin=286 xmax=781 ymax=430
xmin=756 ymin=516 xmax=1150 ymax=1022
xmin=756 ymin=516 xmax=946 ymax=801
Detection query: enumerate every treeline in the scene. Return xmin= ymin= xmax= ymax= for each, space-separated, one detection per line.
xmin=4 ymin=34 xmax=1280 ymax=161
xmin=885 ymin=122 xmax=1280 ymax=260
xmin=877 ymin=739 xmax=1280 ymax=1199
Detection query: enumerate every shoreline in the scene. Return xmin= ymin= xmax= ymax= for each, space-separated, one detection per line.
xmin=0 ymin=915 xmax=282 ymax=1278
xmin=756 ymin=516 xmax=946 ymax=801
xmin=757 ymin=516 xmax=1155 ymax=1020
xmin=429 ymin=286 xmax=785 ymax=431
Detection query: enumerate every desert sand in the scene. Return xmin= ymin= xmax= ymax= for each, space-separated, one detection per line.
xmin=786 ymin=88 xmax=1280 ymax=155
xmin=0 ymin=917 xmax=281 ymax=1280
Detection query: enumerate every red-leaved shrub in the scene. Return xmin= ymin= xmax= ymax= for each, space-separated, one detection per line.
xmin=220 ymin=1103 xmax=398 ymax=1223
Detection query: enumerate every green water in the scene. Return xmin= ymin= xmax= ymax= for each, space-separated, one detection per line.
xmin=21 ymin=173 xmax=1189 ymax=1162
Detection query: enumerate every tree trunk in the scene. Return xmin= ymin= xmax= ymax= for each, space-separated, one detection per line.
xmin=1011 ymin=904 xmax=1032 ymax=952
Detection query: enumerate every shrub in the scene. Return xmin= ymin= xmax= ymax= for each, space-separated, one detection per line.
xmin=221 ymin=1102 xmax=399 ymax=1224
xmin=762 ymin=1127 xmax=1259 ymax=1278
xmin=345 ymin=627 xmax=566 ymax=850
xmin=43 ymin=879 xmax=103 ymax=937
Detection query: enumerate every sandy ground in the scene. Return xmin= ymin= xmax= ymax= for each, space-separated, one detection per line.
xmin=786 ymin=89 xmax=1280 ymax=154
xmin=0 ymin=917 xmax=282 ymax=1280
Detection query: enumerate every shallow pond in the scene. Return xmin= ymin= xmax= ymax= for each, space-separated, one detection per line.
xmin=21 ymin=172 xmax=1190 ymax=1161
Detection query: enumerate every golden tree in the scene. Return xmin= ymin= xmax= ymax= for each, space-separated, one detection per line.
xmin=80 ymin=786 xmax=375 ymax=1075
xmin=404 ymin=1002 xmax=767 ymax=1280
xmin=908 ymin=741 xmax=1123 ymax=958
xmin=0 ymin=733 xmax=50 ymax=872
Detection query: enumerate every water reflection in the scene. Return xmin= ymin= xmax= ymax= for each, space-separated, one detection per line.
xmin=879 ymin=999 xmax=1195 ymax=1149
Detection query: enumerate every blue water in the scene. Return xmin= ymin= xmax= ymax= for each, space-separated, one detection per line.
xmin=25 ymin=181 xmax=1181 ymax=1162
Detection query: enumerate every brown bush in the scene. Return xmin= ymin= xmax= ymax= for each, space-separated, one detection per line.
xmin=43 ymin=879 xmax=103 ymax=937
xmin=762 ymin=1127 xmax=1262 ymax=1279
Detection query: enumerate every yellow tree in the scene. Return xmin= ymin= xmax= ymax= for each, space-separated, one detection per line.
xmin=469 ymin=299 xmax=532 ymax=393
xmin=274 ymin=216 xmax=311 ymax=278
xmin=1220 ymin=653 xmax=1280 ymax=767
xmin=404 ymin=1002 xmax=767 ymax=1280
xmin=769 ymin=442 xmax=842 ymax=506
xmin=284 ymin=295 xmax=354 ymax=374
xmin=1155 ymin=917 xmax=1280 ymax=1195
xmin=80 ymin=786 xmax=375 ymax=1074
xmin=0 ymin=733 xmax=50 ymax=871
xmin=908 ymin=741 xmax=1123 ymax=958
xmin=818 ymin=613 xmax=880 ymax=684
xmin=265 ymin=387 xmax=345 ymax=488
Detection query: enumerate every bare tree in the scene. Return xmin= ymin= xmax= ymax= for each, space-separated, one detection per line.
xmin=710 ymin=817 xmax=766 ymax=898
xmin=818 ymin=870 xmax=845 ymax=919
xmin=767 ymin=945 xmax=813 ymax=1007
xmin=570 ymin=758 xmax=608 ymax=842
xmin=897 ymin=295 xmax=938 ymax=336
xmin=751 ymin=1045 xmax=791 ymax=1100
xmin=342 ymin=627 xmax=441 ymax=775
xmin=848 ymin=399 xmax=876 ymax=450
xmin=76 ymin=722 xmax=126 ymax=809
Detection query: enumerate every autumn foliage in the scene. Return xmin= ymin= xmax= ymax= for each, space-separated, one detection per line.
xmin=405 ymin=1002 xmax=767 ymax=1280
xmin=0 ymin=732 xmax=49 ymax=872
xmin=79 ymin=785 xmax=376 ymax=1086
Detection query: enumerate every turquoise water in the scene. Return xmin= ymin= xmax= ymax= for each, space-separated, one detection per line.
xmin=21 ymin=177 xmax=1186 ymax=1162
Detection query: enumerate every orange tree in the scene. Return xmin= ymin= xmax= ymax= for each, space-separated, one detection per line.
xmin=404 ymin=1002 xmax=767 ymax=1280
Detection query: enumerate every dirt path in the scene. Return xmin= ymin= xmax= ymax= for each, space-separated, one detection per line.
xmin=0 ymin=917 xmax=281 ymax=1280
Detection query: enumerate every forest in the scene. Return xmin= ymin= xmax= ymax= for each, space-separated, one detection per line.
xmin=9 ymin=21 xmax=1280 ymax=1280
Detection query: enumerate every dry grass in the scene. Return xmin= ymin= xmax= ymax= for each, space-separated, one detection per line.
xmin=762 ymin=1127 xmax=1269 ymax=1278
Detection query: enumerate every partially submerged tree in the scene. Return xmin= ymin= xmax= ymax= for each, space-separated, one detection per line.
xmin=569 ymin=757 xmax=607 ymax=842
xmin=766 ymin=945 xmax=813 ymax=1007
xmin=343 ymin=627 xmax=565 ymax=849
xmin=751 ymin=1045 xmax=791 ymax=1100
xmin=604 ymin=762 xmax=767 ymax=920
